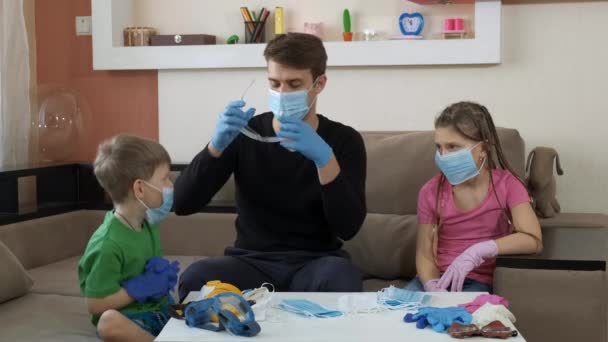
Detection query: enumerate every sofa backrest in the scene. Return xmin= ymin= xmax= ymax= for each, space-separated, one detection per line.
xmin=0 ymin=211 xmax=104 ymax=269
xmin=196 ymin=128 xmax=525 ymax=216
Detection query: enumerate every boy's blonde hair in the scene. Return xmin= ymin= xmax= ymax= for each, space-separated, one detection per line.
xmin=94 ymin=135 xmax=171 ymax=204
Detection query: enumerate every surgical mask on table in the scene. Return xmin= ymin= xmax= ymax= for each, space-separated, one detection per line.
xmin=338 ymin=294 xmax=385 ymax=315
xmin=278 ymin=299 xmax=343 ymax=318
xmin=237 ymin=79 xmax=284 ymax=144
xmin=242 ymin=283 xmax=275 ymax=322
xmin=377 ymin=286 xmax=432 ymax=310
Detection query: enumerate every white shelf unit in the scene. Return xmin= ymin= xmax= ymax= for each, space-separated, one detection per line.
xmin=91 ymin=0 xmax=501 ymax=70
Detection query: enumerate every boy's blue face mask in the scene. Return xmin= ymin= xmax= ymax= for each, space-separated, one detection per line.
xmin=268 ymin=78 xmax=320 ymax=122
xmin=138 ymin=181 xmax=173 ymax=224
xmin=279 ymin=299 xmax=343 ymax=318
xmin=434 ymin=142 xmax=486 ymax=185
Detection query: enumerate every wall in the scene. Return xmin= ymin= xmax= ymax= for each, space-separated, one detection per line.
xmin=158 ymin=2 xmax=608 ymax=214
xmin=34 ymin=0 xmax=159 ymax=162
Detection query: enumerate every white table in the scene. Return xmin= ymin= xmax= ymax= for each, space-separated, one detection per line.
xmin=156 ymin=292 xmax=526 ymax=342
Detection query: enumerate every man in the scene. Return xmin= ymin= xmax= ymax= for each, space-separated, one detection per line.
xmin=175 ymin=33 xmax=367 ymax=301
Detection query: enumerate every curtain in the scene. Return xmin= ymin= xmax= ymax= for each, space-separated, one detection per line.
xmin=0 ymin=0 xmax=31 ymax=168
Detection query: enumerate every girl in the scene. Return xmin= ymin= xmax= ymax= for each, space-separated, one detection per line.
xmin=407 ymin=102 xmax=543 ymax=293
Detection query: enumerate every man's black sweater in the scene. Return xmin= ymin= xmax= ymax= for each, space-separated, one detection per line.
xmin=174 ymin=113 xmax=367 ymax=252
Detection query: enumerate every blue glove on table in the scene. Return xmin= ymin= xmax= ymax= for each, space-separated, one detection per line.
xmin=210 ymin=100 xmax=256 ymax=152
xmin=276 ymin=118 xmax=332 ymax=168
xmin=404 ymin=307 xmax=473 ymax=333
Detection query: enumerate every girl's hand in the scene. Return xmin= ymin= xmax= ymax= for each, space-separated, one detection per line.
xmin=423 ymin=278 xmax=448 ymax=292
xmin=438 ymin=240 xmax=498 ymax=292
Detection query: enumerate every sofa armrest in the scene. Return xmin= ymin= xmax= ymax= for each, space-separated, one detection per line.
xmin=0 ymin=210 xmax=104 ymax=269
xmin=494 ymin=225 xmax=608 ymax=342
xmin=494 ymin=267 xmax=606 ymax=342
xmin=540 ymin=213 xmax=608 ymax=229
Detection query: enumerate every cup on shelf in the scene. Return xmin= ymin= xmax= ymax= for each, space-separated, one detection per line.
xmin=245 ymin=21 xmax=266 ymax=44
xmin=454 ymin=18 xmax=464 ymax=31
xmin=444 ymin=18 xmax=455 ymax=32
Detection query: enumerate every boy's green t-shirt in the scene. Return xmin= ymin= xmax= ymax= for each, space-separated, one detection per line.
xmin=78 ymin=211 xmax=169 ymax=326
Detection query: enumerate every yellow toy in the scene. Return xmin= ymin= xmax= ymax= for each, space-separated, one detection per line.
xmin=202 ymin=280 xmax=243 ymax=322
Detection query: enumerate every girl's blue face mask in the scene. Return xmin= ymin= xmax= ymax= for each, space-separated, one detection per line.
xmin=137 ymin=181 xmax=173 ymax=224
xmin=435 ymin=142 xmax=486 ymax=185
xmin=268 ymin=78 xmax=320 ymax=122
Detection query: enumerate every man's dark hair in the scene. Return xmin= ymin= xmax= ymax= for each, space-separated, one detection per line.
xmin=264 ymin=33 xmax=327 ymax=80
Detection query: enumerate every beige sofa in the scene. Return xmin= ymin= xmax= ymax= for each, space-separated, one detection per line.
xmin=0 ymin=129 xmax=606 ymax=342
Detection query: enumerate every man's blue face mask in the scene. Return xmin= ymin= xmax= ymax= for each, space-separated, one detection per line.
xmin=279 ymin=299 xmax=342 ymax=318
xmin=268 ymin=77 xmax=321 ymax=122
xmin=434 ymin=142 xmax=486 ymax=185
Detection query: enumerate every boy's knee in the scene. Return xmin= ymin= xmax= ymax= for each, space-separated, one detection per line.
xmin=97 ymin=309 xmax=123 ymax=340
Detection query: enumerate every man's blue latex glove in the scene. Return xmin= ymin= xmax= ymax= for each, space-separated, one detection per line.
xmin=404 ymin=307 xmax=472 ymax=333
xmin=210 ymin=100 xmax=256 ymax=152
xmin=122 ymin=267 xmax=172 ymax=304
xmin=144 ymin=257 xmax=180 ymax=292
xmin=276 ymin=119 xmax=332 ymax=168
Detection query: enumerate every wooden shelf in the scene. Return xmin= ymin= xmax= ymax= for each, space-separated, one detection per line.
xmin=92 ymin=0 xmax=501 ymax=69
xmin=408 ymin=0 xmax=474 ymax=4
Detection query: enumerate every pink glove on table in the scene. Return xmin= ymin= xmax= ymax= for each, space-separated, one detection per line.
xmin=438 ymin=240 xmax=498 ymax=292
xmin=459 ymin=294 xmax=510 ymax=313
xmin=424 ymin=279 xmax=448 ymax=292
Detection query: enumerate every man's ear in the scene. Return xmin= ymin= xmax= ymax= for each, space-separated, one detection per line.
xmin=314 ymin=74 xmax=328 ymax=93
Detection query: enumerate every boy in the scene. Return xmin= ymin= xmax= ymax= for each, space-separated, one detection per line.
xmin=79 ymin=135 xmax=179 ymax=341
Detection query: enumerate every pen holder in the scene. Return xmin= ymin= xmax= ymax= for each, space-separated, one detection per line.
xmin=245 ymin=21 xmax=266 ymax=44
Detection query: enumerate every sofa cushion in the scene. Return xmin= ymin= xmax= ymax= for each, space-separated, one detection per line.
xmin=0 ymin=210 xmax=103 ymax=269
xmin=161 ymin=213 xmax=237 ymax=257
xmin=29 ymin=256 xmax=81 ymax=297
xmin=29 ymin=255 xmax=206 ymax=297
xmin=0 ymin=240 xmax=33 ymax=303
xmin=0 ymin=293 xmax=97 ymax=342
xmin=364 ymin=132 xmax=438 ymax=215
xmin=344 ymin=214 xmax=418 ymax=280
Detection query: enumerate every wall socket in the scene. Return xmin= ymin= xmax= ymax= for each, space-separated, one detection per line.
xmin=76 ymin=16 xmax=92 ymax=36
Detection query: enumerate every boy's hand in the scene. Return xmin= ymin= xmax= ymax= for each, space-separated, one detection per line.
xmin=145 ymin=256 xmax=180 ymax=292
xmin=121 ymin=269 xmax=172 ymax=304
xmin=146 ymin=256 xmax=180 ymax=274
xmin=122 ymin=257 xmax=180 ymax=303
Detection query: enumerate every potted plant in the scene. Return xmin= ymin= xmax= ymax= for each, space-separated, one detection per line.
xmin=343 ymin=9 xmax=353 ymax=42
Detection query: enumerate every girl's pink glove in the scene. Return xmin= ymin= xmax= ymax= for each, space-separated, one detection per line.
xmin=459 ymin=294 xmax=510 ymax=313
xmin=438 ymin=240 xmax=498 ymax=292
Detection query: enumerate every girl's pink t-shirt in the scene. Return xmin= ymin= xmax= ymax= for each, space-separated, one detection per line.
xmin=417 ymin=169 xmax=530 ymax=285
